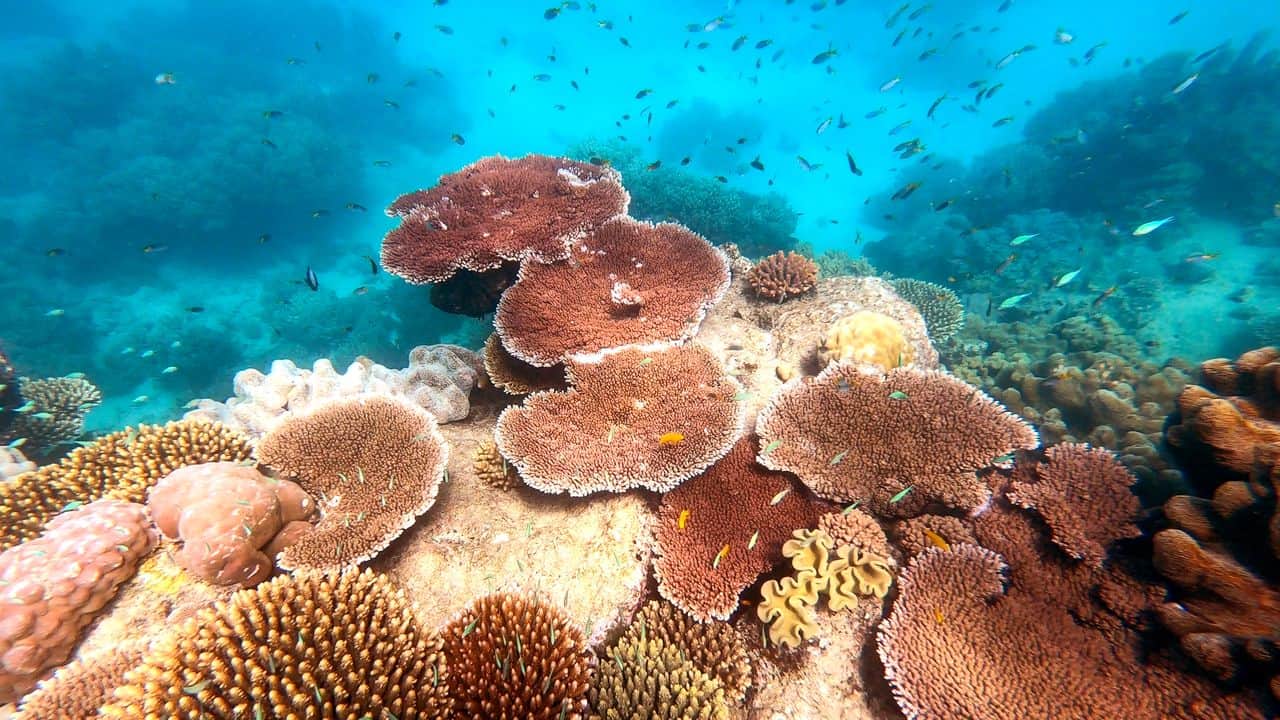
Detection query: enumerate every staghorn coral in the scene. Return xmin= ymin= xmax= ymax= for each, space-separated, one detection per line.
xmin=590 ymin=623 xmax=727 ymax=720
xmin=755 ymin=363 xmax=1039 ymax=517
xmin=6 ymin=376 xmax=102 ymax=456
xmin=0 ymin=499 xmax=157 ymax=703
xmin=889 ymin=278 xmax=965 ymax=343
xmin=494 ymin=216 xmax=731 ymax=367
xmin=0 ymin=419 xmax=252 ymax=552
xmin=653 ymin=436 xmax=825 ymax=621
xmin=443 ymin=593 xmax=593 ymax=720
xmin=257 ymin=394 xmax=449 ymax=572
xmin=147 ymin=461 xmax=317 ymax=586
xmin=484 ymin=332 xmax=565 ymax=396
xmin=495 ymin=344 xmax=746 ymax=496
xmin=747 ymin=251 xmax=818 ymax=302
xmin=15 ymin=644 xmax=145 ymax=720
xmin=102 ymin=568 xmax=450 ymax=720
xmin=816 ymin=310 xmax=916 ymax=372
xmin=382 ymin=153 xmax=629 ymax=284
xmin=473 ymin=438 xmax=521 ymax=491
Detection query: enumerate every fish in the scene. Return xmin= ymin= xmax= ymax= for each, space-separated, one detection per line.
xmin=995 ymin=50 xmax=1022 ymax=69
xmin=888 ymin=485 xmax=914 ymax=504
xmin=46 ymin=248 xmax=66 ymax=256
xmin=1169 ymin=10 xmax=1188 ymax=24
xmin=544 ymin=5 xmax=561 ymax=19
xmin=1054 ymin=27 xmax=1074 ymax=44
xmin=984 ymin=83 xmax=1004 ymax=99
xmin=756 ymin=39 xmax=772 ymax=49
xmin=829 ymin=450 xmax=849 ymax=466
xmin=815 ymin=116 xmax=833 ymax=134
xmin=891 ymin=182 xmax=921 ymax=201
xmin=532 ymin=73 xmax=552 ymax=82
xmin=353 ymin=286 xmax=369 ymax=296
xmin=14 ymin=401 xmax=36 ymax=413
xmin=133 ymin=395 xmax=150 ymax=404
xmin=879 ymin=76 xmax=902 ymax=92
xmin=154 ymin=72 xmax=177 ymax=85
xmin=1193 ymin=44 xmax=1226 ymax=64
xmin=186 ymin=306 xmax=204 ymax=313
xmin=45 ymin=308 xmax=65 ymax=317
xmin=812 ymin=48 xmax=838 ymax=64
xmin=362 ymin=255 xmax=379 ymax=274
xmin=680 ymin=156 xmax=691 ymax=166
xmin=889 ymin=120 xmax=913 ymax=136
xmin=927 ymin=94 xmax=947 ymax=119
xmin=262 ymin=110 xmax=284 ymax=119
xmin=998 ymin=292 xmax=1032 ymax=309
xmin=992 ymin=116 xmax=1014 ymax=127
xmin=732 ymin=35 xmax=747 ymax=51
xmin=932 ymin=198 xmax=955 ymax=211
xmin=367 ymin=73 xmax=379 ymax=84
xmin=434 ymin=24 xmax=453 ymax=34
xmin=770 ymin=488 xmax=791 ymax=506
xmin=1132 ymin=216 xmax=1174 ymax=236
xmin=162 ymin=366 xmax=179 ymax=374
xmin=1083 ymin=42 xmax=1107 ymax=63
xmin=762 ymin=439 xmax=783 ymax=454
xmin=923 ymin=529 xmax=951 ymax=551
xmin=677 ymin=509 xmax=690 ymax=530
xmin=6 ymin=438 xmax=26 ymax=449
xmin=865 ymin=106 xmax=887 ymax=119
xmin=140 ymin=349 xmax=155 ymax=358
xmin=261 ymin=138 xmax=278 ymax=149
xmin=1171 ymin=72 xmax=1199 ymax=94
xmin=345 ymin=202 xmax=367 ymax=212
xmin=796 ymin=156 xmax=822 ymax=172
xmin=635 ymin=88 xmax=653 ymax=99
xmin=311 ymin=210 xmax=329 ymax=218
xmin=619 ymin=37 xmax=631 ymax=47
xmin=748 ymin=530 xmax=760 ymax=550
xmin=933 ymin=608 xmax=945 ymax=624
xmin=998 ymin=0 xmax=1012 ymax=10
xmin=645 ymin=161 xmax=662 ymax=171
xmin=305 ymin=265 xmax=319 ymax=291
xmin=658 ymin=431 xmax=684 ymax=447
xmin=888 ymin=390 xmax=909 ymax=400
xmin=450 ymin=133 xmax=466 ymax=145
xmin=1010 ymin=233 xmax=1038 ymax=246
xmin=845 ymin=151 xmax=862 ymax=176
xmin=142 ymin=244 xmax=168 ymax=253
xmin=712 ymin=544 xmax=730 ymax=569
xmin=1054 ymin=268 xmax=1082 ymax=287
xmin=750 ymin=156 xmax=765 ymax=171
xmin=885 ymin=3 xmax=909 ymax=28
xmin=1092 ymin=285 xmax=1118 ymax=308
xmin=909 ymin=4 xmax=932 ymax=20
xmin=372 ymin=160 xmax=392 ymax=168
xmin=1184 ymin=252 xmax=1219 ymax=264
xmin=918 ymin=48 xmax=938 ymax=61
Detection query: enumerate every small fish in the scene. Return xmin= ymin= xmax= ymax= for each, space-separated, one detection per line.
xmin=829 ymin=449 xmax=848 ymax=466
xmin=992 ymin=116 xmax=1014 ymax=127
xmin=680 ymin=156 xmax=691 ymax=166
xmin=6 ymin=438 xmax=26 ymax=449
xmin=154 ymin=72 xmax=177 ymax=86
xmin=372 ymin=160 xmax=392 ymax=167
xmin=865 ymin=106 xmax=887 ymax=118
xmin=888 ymin=390 xmax=909 ymax=400
xmin=770 ymin=488 xmax=790 ymax=506
xmin=889 ymin=485 xmax=914 ymax=504
xmin=932 ymin=198 xmax=956 ymax=211
xmin=732 ymin=35 xmax=748 ymax=51
xmin=44 ymin=308 xmax=65 ymax=317
xmin=186 ymin=306 xmax=204 ymax=313
xmin=885 ymin=2 xmax=909 ymax=28
xmin=366 ymin=73 xmax=379 ymax=84
xmin=922 ymin=528 xmax=951 ymax=551
xmin=120 ymin=347 xmax=135 ymax=355
xmin=158 ymin=366 xmax=178 ymax=375
xmin=918 ymin=48 xmax=938 ymax=61
xmin=1170 ymin=72 xmax=1199 ymax=95
xmin=1054 ymin=27 xmax=1074 ymax=44
xmin=1010 ymin=233 xmax=1038 ymax=246
xmin=140 ymin=349 xmax=156 ymax=358
xmin=305 ymin=265 xmax=319 ymax=291
xmin=345 ymin=202 xmax=368 ymax=212
xmin=619 ymin=37 xmax=631 ymax=48
xmin=1169 ymin=10 xmax=1188 ymax=24
xmin=353 ymin=286 xmax=369 ymax=296
xmin=845 ymin=151 xmax=862 ymax=176
xmin=908 ymin=4 xmax=932 ymax=20
xmin=133 ymin=395 xmax=150 ymax=404
xmin=142 ymin=244 xmax=169 ymax=253
xmin=30 ymin=412 xmax=54 ymax=421
xmin=796 ymin=155 xmax=822 ymax=172
xmin=1092 ymin=285 xmax=1118 ymax=308
xmin=994 ymin=253 xmax=1018 ymax=274
xmin=261 ymin=138 xmax=278 ymax=149
xmin=812 ymin=48 xmax=838 ymax=64
xmin=933 ymin=608 xmax=945 ymax=624
xmin=263 ymin=110 xmax=284 ymax=119
xmin=998 ymin=0 xmax=1012 ymax=11
xmin=755 ymin=39 xmax=772 ymax=49
xmin=1132 ymin=216 xmax=1174 ymax=236
xmin=815 ymin=116 xmax=833 ymax=134
xmin=888 ymin=120 xmax=912 ymax=135
xmin=46 ymin=247 xmax=66 ymax=256
xmin=635 ymin=88 xmax=653 ymax=99
xmin=1054 ymin=268 xmax=1083 ymax=287
xmin=995 ymin=50 xmax=1022 ymax=69
xmin=434 ymin=24 xmax=453 ymax=34
xmin=311 ymin=210 xmax=330 ymax=218
xmin=658 ymin=431 xmax=685 ymax=446
xmin=450 ymin=133 xmax=466 ymax=145
xmin=891 ymin=182 xmax=921 ymax=201
xmin=750 ymin=156 xmax=764 ymax=171
xmin=1083 ymin=42 xmax=1107 ymax=63
xmin=677 ymin=509 xmax=691 ymax=530
xmin=927 ymin=93 xmax=947 ymax=119
xmin=361 ymin=255 xmax=379 ymax=274
xmin=544 ymin=5 xmax=561 ymax=19
xmin=14 ymin=401 xmax=35 ymax=413
xmin=1184 ymin=252 xmax=1219 ymax=264
xmin=879 ymin=76 xmax=902 ymax=92
xmin=762 ymin=439 xmax=782 ymax=454
xmin=748 ymin=530 xmax=759 ymax=550
xmin=645 ymin=160 xmax=662 ymax=171
xmin=998 ymin=292 xmax=1032 ymax=309
xmin=712 ymin=544 xmax=730 ymax=569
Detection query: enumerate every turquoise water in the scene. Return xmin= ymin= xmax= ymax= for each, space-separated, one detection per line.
xmin=0 ymin=0 xmax=1276 ymax=432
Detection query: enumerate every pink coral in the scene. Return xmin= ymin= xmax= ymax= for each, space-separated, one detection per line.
xmin=0 ymin=499 xmax=157 ymax=703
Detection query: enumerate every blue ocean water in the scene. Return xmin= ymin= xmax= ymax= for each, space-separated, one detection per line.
xmin=0 ymin=0 xmax=1276 ymax=435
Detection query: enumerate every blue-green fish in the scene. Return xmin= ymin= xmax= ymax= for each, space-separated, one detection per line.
xmin=1009 ymin=233 xmax=1038 ymax=245
xmin=1054 ymin=268 xmax=1082 ymax=287
xmin=1132 ymin=216 xmax=1174 ymax=236
xmin=998 ymin=292 xmax=1032 ymax=309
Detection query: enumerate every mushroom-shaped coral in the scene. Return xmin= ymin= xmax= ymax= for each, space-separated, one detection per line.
xmin=816 ymin=310 xmax=916 ymax=372
xmin=0 ymin=420 xmax=252 ymax=552
xmin=494 ymin=216 xmax=731 ymax=366
xmin=756 ymin=364 xmax=1039 ymax=516
xmin=147 ymin=461 xmax=317 ymax=586
xmin=889 ymin=278 xmax=965 ymax=343
xmin=747 ymin=251 xmax=818 ymax=302
xmin=495 ymin=344 xmax=746 ymax=495
xmin=0 ymin=499 xmax=157 ymax=703
xmin=653 ymin=436 xmax=824 ymax=621
xmin=7 ymin=376 xmax=102 ymax=457
xmin=15 ymin=644 xmax=145 ymax=720
xmin=442 ymin=593 xmax=593 ymax=720
xmin=101 ymin=569 xmax=451 ymax=720
xmin=257 ymin=394 xmax=449 ymax=571
xmin=484 ymin=333 xmax=565 ymax=396
xmin=382 ymin=154 xmax=629 ymax=284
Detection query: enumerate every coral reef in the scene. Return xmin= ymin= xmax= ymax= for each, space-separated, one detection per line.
xmin=495 ymin=344 xmax=745 ymax=496
xmin=590 ymin=619 xmax=728 ymax=720
xmin=101 ymin=569 xmax=451 ymax=719
xmin=4 ymin=376 xmax=101 ymax=458
xmin=147 ymin=461 xmax=317 ymax=586
xmin=257 ymin=394 xmax=449 ymax=572
xmin=889 ymin=278 xmax=965 ymax=343
xmin=746 ymin=251 xmax=818 ymax=302
xmin=0 ymin=499 xmax=156 ymax=703
xmin=494 ymin=216 xmax=730 ymax=366
xmin=652 ymin=436 xmax=825 ymax=621
xmin=0 ymin=419 xmax=252 ymax=552
xmin=755 ymin=363 xmax=1039 ymax=516
xmin=473 ymin=438 xmax=521 ymax=491
xmin=891 ymin=513 xmax=978 ymax=558
xmin=383 ymin=154 xmax=629 ymax=284
xmin=816 ymin=310 xmax=915 ymax=372
xmin=14 ymin=644 xmax=145 ymax=720
xmin=628 ymin=600 xmax=750 ymax=704
xmin=484 ymin=333 xmax=565 ymax=396
xmin=816 ymin=508 xmax=893 ymax=559
xmin=442 ymin=593 xmax=593 ymax=720
xmin=430 ymin=265 xmax=520 ymax=318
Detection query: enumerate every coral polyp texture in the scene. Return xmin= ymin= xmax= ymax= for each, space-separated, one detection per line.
xmin=442 ymin=593 xmax=593 ymax=720
xmin=484 ymin=333 xmax=565 ymax=396
xmin=653 ymin=436 xmax=824 ymax=621
xmin=0 ymin=419 xmax=252 ymax=551
xmin=6 ymin=376 xmax=102 ymax=456
xmin=816 ymin=310 xmax=916 ymax=372
xmin=101 ymin=569 xmax=451 ymax=720
xmin=889 ymin=278 xmax=965 ymax=343
xmin=755 ymin=364 xmax=1039 ymax=516
xmin=746 ymin=250 xmax=818 ymax=302
xmin=590 ymin=617 xmax=728 ymax=720
xmin=494 ymin=215 xmax=731 ymax=366
xmin=14 ymin=644 xmax=145 ymax=720
xmin=495 ymin=344 xmax=746 ymax=495
xmin=627 ymin=600 xmax=751 ymax=704
xmin=0 ymin=499 xmax=157 ymax=703
xmin=382 ymin=153 xmax=629 ymax=284
xmin=147 ymin=461 xmax=317 ymax=586
xmin=473 ymin=438 xmax=522 ymax=491
xmin=256 ymin=394 xmax=449 ymax=572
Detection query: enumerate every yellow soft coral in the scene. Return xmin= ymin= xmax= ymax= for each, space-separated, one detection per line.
xmin=817 ymin=310 xmax=915 ymax=371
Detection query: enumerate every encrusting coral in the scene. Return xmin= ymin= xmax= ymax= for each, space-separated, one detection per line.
xmin=257 ymin=394 xmax=449 ymax=572
xmin=6 ymin=376 xmax=102 ymax=457
xmin=889 ymin=278 xmax=965 ymax=343
xmin=494 ymin=215 xmax=731 ymax=367
xmin=0 ymin=419 xmax=253 ymax=552
xmin=495 ymin=343 xmax=746 ymax=496
xmin=0 ymin=499 xmax=157 ymax=703
xmin=101 ymin=568 xmax=451 ymax=720
xmin=484 ymin=333 xmax=565 ymax=396
xmin=815 ymin=310 xmax=916 ymax=372
xmin=382 ymin=153 xmax=630 ymax=284
xmin=14 ymin=644 xmax=146 ymax=720
xmin=755 ymin=363 xmax=1039 ymax=517
xmin=746 ymin=251 xmax=818 ymax=302
xmin=442 ymin=593 xmax=594 ymax=720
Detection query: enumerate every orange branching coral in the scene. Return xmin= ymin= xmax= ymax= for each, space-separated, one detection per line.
xmin=483 ymin=333 xmax=565 ymax=395
xmin=653 ymin=436 xmax=824 ymax=621
xmin=382 ymin=154 xmax=629 ymax=284
xmin=15 ymin=644 xmax=145 ymax=720
xmin=747 ymin=251 xmax=818 ymax=302
xmin=495 ymin=344 xmax=746 ymax=495
xmin=257 ymin=395 xmax=449 ymax=571
xmin=494 ymin=216 xmax=731 ymax=367
xmin=755 ymin=364 xmax=1039 ymax=517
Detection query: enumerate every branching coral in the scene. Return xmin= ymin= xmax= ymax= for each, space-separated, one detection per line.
xmin=15 ymin=644 xmax=145 ymax=720
xmin=102 ymin=569 xmax=451 ymax=720
xmin=6 ymin=376 xmax=101 ymax=457
xmin=382 ymin=153 xmax=629 ymax=284
xmin=442 ymin=593 xmax=593 ymax=720
xmin=473 ymin=438 xmax=521 ymax=491
xmin=755 ymin=364 xmax=1039 ymax=517
xmin=494 ymin=216 xmax=730 ymax=366
xmin=590 ymin=618 xmax=727 ymax=720
xmin=257 ymin=394 xmax=449 ymax=572
xmin=889 ymin=278 xmax=965 ymax=343
xmin=495 ymin=344 xmax=745 ymax=496
xmin=484 ymin=333 xmax=565 ymax=396
xmin=747 ymin=251 xmax=818 ymax=302
xmin=627 ymin=600 xmax=750 ymax=703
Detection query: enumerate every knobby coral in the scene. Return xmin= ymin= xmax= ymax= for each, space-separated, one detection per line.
xmin=382 ymin=154 xmax=629 ymax=284
xmin=627 ymin=600 xmax=751 ymax=704
xmin=473 ymin=438 xmax=521 ymax=491
xmin=494 ymin=216 xmax=731 ymax=366
xmin=755 ymin=364 xmax=1039 ymax=516
xmin=495 ymin=344 xmax=746 ymax=495
xmin=889 ymin=278 xmax=965 ymax=343
xmin=257 ymin=394 xmax=449 ymax=571
xmin=15 ymin=644 xmax=145 ymax=720
xmin=747 ymin=251 xmax=818 ymax=302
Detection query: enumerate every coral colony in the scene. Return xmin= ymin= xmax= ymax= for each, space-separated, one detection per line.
xmin=0 ymin=154 xmax=1275 ymax=719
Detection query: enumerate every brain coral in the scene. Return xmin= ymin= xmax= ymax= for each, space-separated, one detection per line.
xmin=747 ymin=250 xmax=819 ymax=302
xmin=653 ymin=436 xmax=824 ymax=621
xmin=102 ymin=569 xmax=451 ymax=720
xmin=816 ymin=310 xmax=916 ymax=371
xmin=495 ymin=344 xmax=746 ymax=495
xmin=7 ymin=376 xmax=102 ymax=457
xmin=383 ymin=153 xmax=629 ymax=284
xmin=494 ymin=215 xmax=731 ymax=366
xmin=889 ymin=278 xmax=965 ymax=342
xmin=442 ymin=593 xmax=593 ymax=720
xmin=0 ymin=420 xmax=252 ymax=552
xmin=755 ymin=364 xmax=1039 ymax=517
xmin=257 ymin=394 xmax=449 ymax=572
xmin=0 ymin=499 xmax=157 ymax=703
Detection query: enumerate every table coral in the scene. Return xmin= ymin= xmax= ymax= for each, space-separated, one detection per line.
xmin=484 ymin=333 xmax=565 ymax=395
xmin=816 ymin=310 xmax=916 ymax=372
xmin=746 ymin=250 xmax=818 ymax=302
xmin=494 ymin=216 xmax=731 ymax=366
xmin=755 ymin=363 xmax=1039 ymax=516
xmin=495 ymin=344 xmax=746 ymax=495
xmin=382 ymin=153 xmax=629 ymax=284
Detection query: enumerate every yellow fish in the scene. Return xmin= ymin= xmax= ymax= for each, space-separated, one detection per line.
xmin=922 ymin=528 xmax=951 ymax=552
xmin=658 ymin=431 xmax=685 ymax=447
xmin=713 ymin=544 xmax=730 ymax=569
xmin=933 ymin=608 xmax=945 ymax=625
xmin=677 ymin=509 xmax=691 ymax=531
